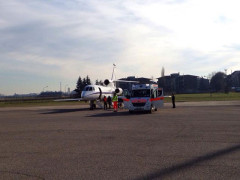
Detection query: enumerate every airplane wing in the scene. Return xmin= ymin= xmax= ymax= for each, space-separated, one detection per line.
xmin=54 ymin=98 xmax=83 ymax=102
xmin=113 ymin=80 xmax=139 ymax=83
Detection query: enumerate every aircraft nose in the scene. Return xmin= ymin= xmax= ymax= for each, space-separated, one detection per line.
xmin=81 ymin=91 xmax=86 ymax=98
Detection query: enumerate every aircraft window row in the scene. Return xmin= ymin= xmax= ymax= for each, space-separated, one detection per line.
xmin=84 ymin=87 xmax=95 ymax=91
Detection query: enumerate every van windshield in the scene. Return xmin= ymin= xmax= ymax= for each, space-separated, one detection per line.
xmin=132 ymin=89 xmax=150 ymax=97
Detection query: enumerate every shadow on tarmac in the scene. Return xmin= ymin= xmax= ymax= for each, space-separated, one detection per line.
xmin=86 ymin=111 xmax=130 ymax=117
xmin=41 ymin=108 xmax=90 ymax=114
xmin=133 ymin=144 xmax=240 ymax=180
xmin=86 ymin=110 xmax=149 ymax=117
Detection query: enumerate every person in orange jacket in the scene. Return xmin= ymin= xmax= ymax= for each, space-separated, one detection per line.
xmin=112 ymin=93 xmax=118 ymax=112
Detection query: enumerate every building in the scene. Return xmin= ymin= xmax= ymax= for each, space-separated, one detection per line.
xmin=228 ymin=71 xmax=240 ymax=92
xmin=157 ymin=73 xmax=209 ymax=94
xmin=229 ymin=71 xmax=240 ymax=87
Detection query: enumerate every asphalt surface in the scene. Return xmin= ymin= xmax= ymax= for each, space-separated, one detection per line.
xmin=0 ymin=101 xmax=240 ymax=180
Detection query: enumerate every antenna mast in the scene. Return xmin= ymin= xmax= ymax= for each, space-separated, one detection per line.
xmin=111 ymin=63 xmax=116 ymax=80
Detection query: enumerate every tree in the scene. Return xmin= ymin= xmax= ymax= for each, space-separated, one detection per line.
xmin=210 ymin=72 xmax=226 ymax=92
xmin=82 ymin=78 xmax=86 ymax=87
xmin=75 ymin=76 xmax=86 ymax=97
xmin=75 ymin=76 xmax=83 ymax=94
xmin=95 ymin=79 xmax=103 ymax=85
xmin=99 ymin=80 xmax=103 ymax=85
xmin=86 ymin=75 xmax=91 ymax=85
xmin=95 ymin=79 xmax=99 ymax=85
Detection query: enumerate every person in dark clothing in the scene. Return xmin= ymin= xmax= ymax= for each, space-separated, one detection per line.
xmin=103 ymin=96 xmax=108 ymax=110
xmin=107 ymin=96 xmax=112 ymax=109
xmin=172 ymin=93 xmax=176 ymax=108
xmin=118 ymin=97 xmax=123 ymax=108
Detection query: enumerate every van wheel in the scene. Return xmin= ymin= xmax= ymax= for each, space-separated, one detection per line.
xmin=149 ymin=105 xmax=154 ymax=113
xmin=155 ymin=108 xmax=157 ymax=111
xmin=129 ymin=110 xmax=133 ymax=114
xmin=152 ymin=106 xmax=156 ymax=113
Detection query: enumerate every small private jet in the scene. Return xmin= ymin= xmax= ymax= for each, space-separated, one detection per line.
xmin=55 ymin=65 xmax=137 ymax=109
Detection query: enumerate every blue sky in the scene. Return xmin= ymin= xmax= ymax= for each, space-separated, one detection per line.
xmin=0 ymin=0 xmax=240 ymax=95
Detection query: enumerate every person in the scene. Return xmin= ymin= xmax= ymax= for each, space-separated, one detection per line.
xmin=112 ymin=93 xmax=118 ymax=112
xmin=103 ymin=96 xmax=107 ymax=110
xmin=118 ymin=97 xmax=123 ymax=108
xmin=107 ymin=96 xmax=112 ymax=109
xmin=172 ymin=93 xmax=176 ymax=108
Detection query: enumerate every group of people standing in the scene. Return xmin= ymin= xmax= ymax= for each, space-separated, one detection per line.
xmin=103 ymin=93 xmax=119 ymax=112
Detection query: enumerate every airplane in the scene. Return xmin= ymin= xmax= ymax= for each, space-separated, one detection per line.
xmin=55 ymin=65 xmax=137 ymax=110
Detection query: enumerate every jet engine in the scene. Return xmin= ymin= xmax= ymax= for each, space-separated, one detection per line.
xmin=104 ymin=79 xmax=110 ymax=86
xmin=115 ymin=88 xmax=123 ymax=95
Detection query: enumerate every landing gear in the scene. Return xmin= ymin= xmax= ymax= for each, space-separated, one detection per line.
xmin=90 ymin=100 xmax=96 ymax=110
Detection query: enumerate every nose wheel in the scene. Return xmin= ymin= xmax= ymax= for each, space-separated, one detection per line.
xmin=90 ymin=100 xmax=96 ymax=110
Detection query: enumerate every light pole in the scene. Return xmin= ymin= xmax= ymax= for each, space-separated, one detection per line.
xmin=111 ymin=63 xmax=116 ymax=80
xmin=43 ymin=86 xmax=48 ymax=92
xmin=65 ymin=84 xmax=68 ymax=94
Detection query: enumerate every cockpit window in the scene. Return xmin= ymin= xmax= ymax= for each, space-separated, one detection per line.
xmin=83 ymin=86 xmax=95 ymax=91
xmin=84 ymin=87 xmax=89 ymax=91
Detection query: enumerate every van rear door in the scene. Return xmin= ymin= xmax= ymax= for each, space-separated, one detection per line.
xmin=151 ymin=88 xmax=164 ymax=108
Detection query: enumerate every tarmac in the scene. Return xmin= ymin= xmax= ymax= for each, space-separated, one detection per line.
xmin=0 ymin=101 xmax=239 ymax=180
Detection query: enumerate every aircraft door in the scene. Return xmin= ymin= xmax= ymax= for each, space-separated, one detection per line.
xmin=98 ymin=87 xmax=102 ymax=99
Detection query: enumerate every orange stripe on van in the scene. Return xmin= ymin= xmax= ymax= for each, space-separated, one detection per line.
xmin=149 ymin=97 xmax=164 ymax=102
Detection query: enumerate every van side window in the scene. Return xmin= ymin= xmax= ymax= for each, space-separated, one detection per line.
xmin=154 ymin=90 xmax=157 ymax=98
xmin=158 ymin=90 xmax=162 ymax=96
